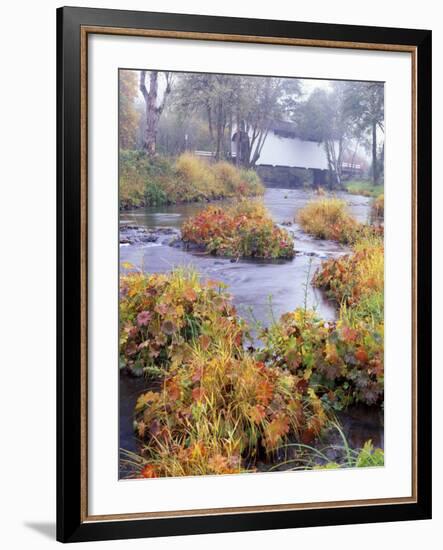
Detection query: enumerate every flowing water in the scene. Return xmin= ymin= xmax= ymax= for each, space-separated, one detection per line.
xmin=118 ymin=188 xmax=383 ymax=463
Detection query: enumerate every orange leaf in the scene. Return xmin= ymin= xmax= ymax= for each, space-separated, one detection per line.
xmin=167 ymin=380 xmax=181 ymax=401
xmin=137 ymin=420 xmax=147 ymax=438
xmin=198 ymin=334 xmax=211 ymax=351
xmin=342 ymin=326 xmax=358 ymax=343
xmin=140 ymin=464 xmax=158 ymax=478
xmin=256 ymin=379 xmax=274 ymax=405
xmin=183 ymin=287 xmax=198 ymax=302
xmin=355 ymin=348 xmax=369 ymax=363
xmin=265 ymin=415 xmax=290 ymax=448
xmin=249 ymin=404 xmax=266 ymax=424
xmin=192 ymin=387 xmax=205 ymax=402
xmin=208 ymin=454 xmax=230 ymax=474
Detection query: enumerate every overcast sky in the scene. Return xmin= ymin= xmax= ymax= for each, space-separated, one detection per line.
xmin=300 ymin=78 xmax=332 ymax=97
xmin=132 ymin=71 xmax=336 ymax=102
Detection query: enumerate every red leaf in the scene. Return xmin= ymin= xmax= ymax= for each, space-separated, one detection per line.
xmin=192 ymin=387 xmax=205 ymax=402
xmin=301 ymin=428 xmax=315 ymax=444
xmin=355 ymin=348 xmax=368 ymax=363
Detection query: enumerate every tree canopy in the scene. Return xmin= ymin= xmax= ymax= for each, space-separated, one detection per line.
xmin=119 ymin=70 xmax=384 ymax=185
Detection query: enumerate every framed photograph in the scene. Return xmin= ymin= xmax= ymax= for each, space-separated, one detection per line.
xmin=57 ymin=6 xmax=432 ymax=543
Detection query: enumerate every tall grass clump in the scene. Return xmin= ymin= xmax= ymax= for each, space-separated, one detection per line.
xmin=313 ymin=235 xmax=384 ymax=305
xmin=370 ymin=194 xmax=384 ymax=225
xmin=212 ymin=161 xmax=264 ymax=196
xmin=119 ymin=151 xmax=264 ymax=208
xmin=297 ymin=198 xmax=361 ymax=244
xmin=174 ymin=152 xmax=221 ymax=200
xmin=182 ymin=201 xmax=295 ymax=259
xmin=130 ymin=342 xmax=329 ymax=478
xmin=293 ymin=437 xmax=384 ymax=471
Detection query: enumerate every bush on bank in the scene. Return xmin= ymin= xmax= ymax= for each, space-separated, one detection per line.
xmin=119 ymin=268 xmax=248 ymax=377
xmin=282 ymin=232 xmax=385 ymax=408
xmin=119 ymin=151 xmax=264 ymax=208
xmin=257 ymin=308 xmax=384 ymax=409
xmin=313 ymin=234 xmax=384 ymax=323
xmin=132 ymin=345 xmax=329 ymax=477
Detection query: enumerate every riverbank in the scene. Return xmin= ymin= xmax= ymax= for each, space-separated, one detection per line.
xmin=119 ymin=151 xmax=264 ymax=209
xmin=346 ymin=180 xmax=384 ymax=198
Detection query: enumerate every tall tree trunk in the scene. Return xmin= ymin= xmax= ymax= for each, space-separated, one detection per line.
xmin=379 ymin=141 xmax=385 ymax=184
xmin=215 ymin=98 xmax=223 ymax=161
xmin=372 ymin=120 xmax=378 ymax=184
xmin=139 ymin=70 xmax=171 ymax=156
xmin=324 ymin=141 xmax=341 ymax=188
xmin=350 ymin=139 xmax=360 ymax=176
xmin=235 ymin=113 xmax=241 ymax=166
xmin=227 ymin=112 xmax=233 ymax=161
xmin=324 ymin=142 xmax=334 ymax=189
xmin=250 ymin=127 xmax=269 ymax=167
xmin=326 ymin=140 xmax=341 ymax=187
xmin=206 ymin=103 xmax=214 ymax=144
xmin=336 ymin=138 xmax=343 ymax=187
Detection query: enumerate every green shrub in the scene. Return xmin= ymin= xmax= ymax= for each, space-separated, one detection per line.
xmin=310 ymin=439 xmax=384 ymax=470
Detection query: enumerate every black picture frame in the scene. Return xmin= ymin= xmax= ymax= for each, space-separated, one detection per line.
xmin=57 ymin=6 xmax=432 ymax=543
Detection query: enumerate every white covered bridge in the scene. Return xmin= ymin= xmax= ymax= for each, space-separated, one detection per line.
xmin=229 ymin=120 xmax=363 ymax=187
xmin=237 ymin=120 xmax=329 ymax=170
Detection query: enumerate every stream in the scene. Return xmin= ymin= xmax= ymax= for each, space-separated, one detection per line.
xmin=119 ymin=188 xmax=383 ymax=466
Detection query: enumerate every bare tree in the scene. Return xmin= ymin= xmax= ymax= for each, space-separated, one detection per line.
xmin=344 ymin=81 xmax=384 ymax=184
xmin=139 ymin=71 xmax=172 ymax=156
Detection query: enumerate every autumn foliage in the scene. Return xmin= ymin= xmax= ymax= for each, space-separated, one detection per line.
xmin=119 ymin=198 xmax=384 ymax=477
xmin=314 ymin=236 xmax=383 ymax=304
xmin=119 ymin=269 xmax=331 ymax=477
xmin=120 ymin=269 xmax=247 ymax=377
xmin=258 ymin=308 xmax=384 ymax=408
xmin=181 ymin=201 xmax=295 ymax=259
xmin=283 ymin=233 xmax=386 ymax=406
xmin=132 ymin=323 xmax=328 ymax=477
